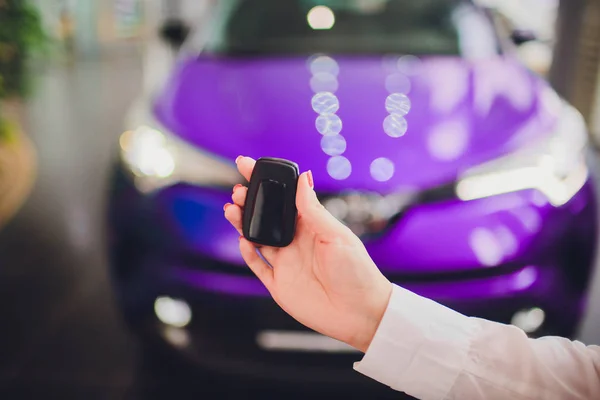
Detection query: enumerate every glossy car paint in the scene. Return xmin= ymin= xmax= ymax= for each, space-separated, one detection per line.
xmin=153 ymin=55 xmax=559 ymax=192
xmin=108 ymin=46 xmax=597 ymax=383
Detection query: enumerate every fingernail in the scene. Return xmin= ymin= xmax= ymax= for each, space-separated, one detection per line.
xmin=233 ymin=184 xmax=243 ymax=191
xmin=235 ymin=156 xmax=244 ymax=164
xmin=223 ymin=203 xmax=231 ymax=211
xmin=307 ymin=170 xmax=314 ymax=189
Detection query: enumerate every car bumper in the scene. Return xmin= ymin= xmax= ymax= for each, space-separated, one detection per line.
xmin=107 ymin=161 xmax=597 ymax=381
xmin=111 ymin=252 xmax=586 ymax=385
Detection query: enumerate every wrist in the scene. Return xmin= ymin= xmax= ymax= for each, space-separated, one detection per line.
xmin=352 ymin=280 xmax=393 ymax=352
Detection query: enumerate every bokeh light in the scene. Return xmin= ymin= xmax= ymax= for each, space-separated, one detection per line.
xmin=514 ymin=267 xmax=539 ymax=291
xmin=385 ymin=93 xmax=412 ymax=115
xmin=510 ymin=207 xmax=542 ymax=233
xmin=427 ymin=119 xmax=470 ymax=161
xmin=494 ymin=225 xmax=518 ymax=257
xmin=315 ymin=113 xmax=343 ymax=136
xmin=511 ymin=307 xmax=545 ymax=333
xmin=370 ymin=157 xmax=395 ymax=182
xmin=469 ymin=227 xmax=503 ymax=267
xmin=309 ymin=55 xmax=340 ymax=76
xmin=154 ymin=296 xmax=192 ymax=328
xmin=397 ymin=55 xmax=422 ymax=75
xmin=307 ymin=6 xmax=335 ymax=30
xmin=162 ymin=326 xmax=191 ymax=348
xmin=312 ymin=92 xmax=340 ymax=114
xmin=122 ymin=126 xmax=176 ymax=178
xmin=310 ymin=72 xmax=339 ymax=93
xmin=385 ymin=73 xmax=411 ymax=94
xmin=323 ymin=197 xmax=349 ymax=220
xmin=327 ymin=156 xmax=352 ymax=180
xmin=383 ymin=114 xmax=408 ymax=138
xmin=320 ymin=134 xmax=347 ymax=156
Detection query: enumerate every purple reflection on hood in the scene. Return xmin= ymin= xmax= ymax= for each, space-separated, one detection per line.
xmin=154 ymin=54 xmax=559 ymax=192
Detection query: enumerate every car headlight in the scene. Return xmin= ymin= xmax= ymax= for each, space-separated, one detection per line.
xmin=456 ymin=102 xmax=589 ymax=207
xmin=119 ymin=124 xmax=241 ymax=193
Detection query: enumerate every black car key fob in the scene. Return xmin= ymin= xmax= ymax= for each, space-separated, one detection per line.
xmin=242 ymin=157 xmax=299 ymax=247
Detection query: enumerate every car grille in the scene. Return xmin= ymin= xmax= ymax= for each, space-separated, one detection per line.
xmin=316 ymin=182 xmax=455 ymax=238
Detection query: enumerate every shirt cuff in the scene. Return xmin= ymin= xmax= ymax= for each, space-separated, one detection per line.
xmin=353 ymin=284 xmax=480 ymax=400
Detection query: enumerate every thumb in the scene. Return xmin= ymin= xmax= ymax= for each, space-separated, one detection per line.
xmin=296 ymin=171 xmax=353 ymax=242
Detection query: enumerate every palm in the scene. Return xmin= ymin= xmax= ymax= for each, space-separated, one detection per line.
xmin=265 ymin=224 xmax=328 ymax=299
xmin=224 ymin=157 xmax=392 ymax=351
xmin=254 ymin=219 xmax=381 ymax=346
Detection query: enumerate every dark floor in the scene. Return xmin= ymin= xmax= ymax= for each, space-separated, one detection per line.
xmin=1 ymin=45 xmax=600 ymax=400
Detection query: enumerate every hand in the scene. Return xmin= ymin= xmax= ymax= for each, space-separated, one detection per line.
xmin=224 ymin=156 xmax=393 ymax=352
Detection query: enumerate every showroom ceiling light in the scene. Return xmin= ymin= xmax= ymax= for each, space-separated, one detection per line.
xmin=307 ymin=6 xmax=335 ymax=30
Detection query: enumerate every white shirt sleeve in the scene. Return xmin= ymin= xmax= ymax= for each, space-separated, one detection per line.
xmin=353 ymin=284 xmax=600 ymax=400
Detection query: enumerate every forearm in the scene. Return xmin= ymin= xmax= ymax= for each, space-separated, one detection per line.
xmin=451 ymin=322 xmax=600 ymax=399
xmin=355 ymin=285 xmax=600 ymax=400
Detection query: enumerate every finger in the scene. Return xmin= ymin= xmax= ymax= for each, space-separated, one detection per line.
xmin=239 ymin=238 xmax=274 ymax=289
xmin=293 ymin=214 xmax=315 ymax=245
xmin=224 ymin=203 xmax=243 ymax=235
xmin=296 ymin=171 xmax=354 ymax=242
xmin=232 ymin=184 xmax=248 ymax=208
xmin=235 ymin=156 xmax=256 ymax=182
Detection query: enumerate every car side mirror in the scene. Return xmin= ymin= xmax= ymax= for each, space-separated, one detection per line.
xmin=159 ymin=19 xmax=190 ymax=49
xmin=511 ymin=29 xmax=537 ymax=46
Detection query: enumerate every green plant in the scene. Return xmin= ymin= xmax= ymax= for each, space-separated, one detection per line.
xmin=0 ymin=0 xmax=47 ymax=97
xmin=0 ymin=0 xmax=47 ymax=140
xmin=0 ymin=113 xmax=6 ymax=139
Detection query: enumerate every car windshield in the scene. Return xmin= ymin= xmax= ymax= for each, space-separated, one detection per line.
xmin=200 ymin=0 xmax=502 ymax=57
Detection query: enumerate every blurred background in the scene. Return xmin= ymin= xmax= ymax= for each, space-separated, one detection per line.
xmin=1 ymin=0 xmax=600 ymax=399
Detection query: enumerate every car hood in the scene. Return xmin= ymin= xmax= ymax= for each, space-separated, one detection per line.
xmin=153 ymin=54 xmax=560 ymax=193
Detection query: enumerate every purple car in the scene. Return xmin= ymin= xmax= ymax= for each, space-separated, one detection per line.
xmin=108 ymin=0 xmax=597 ymax=385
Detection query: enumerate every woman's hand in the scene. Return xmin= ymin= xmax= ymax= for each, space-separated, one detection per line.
xmin=224 ymin=156 xmax=393 ymax=352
